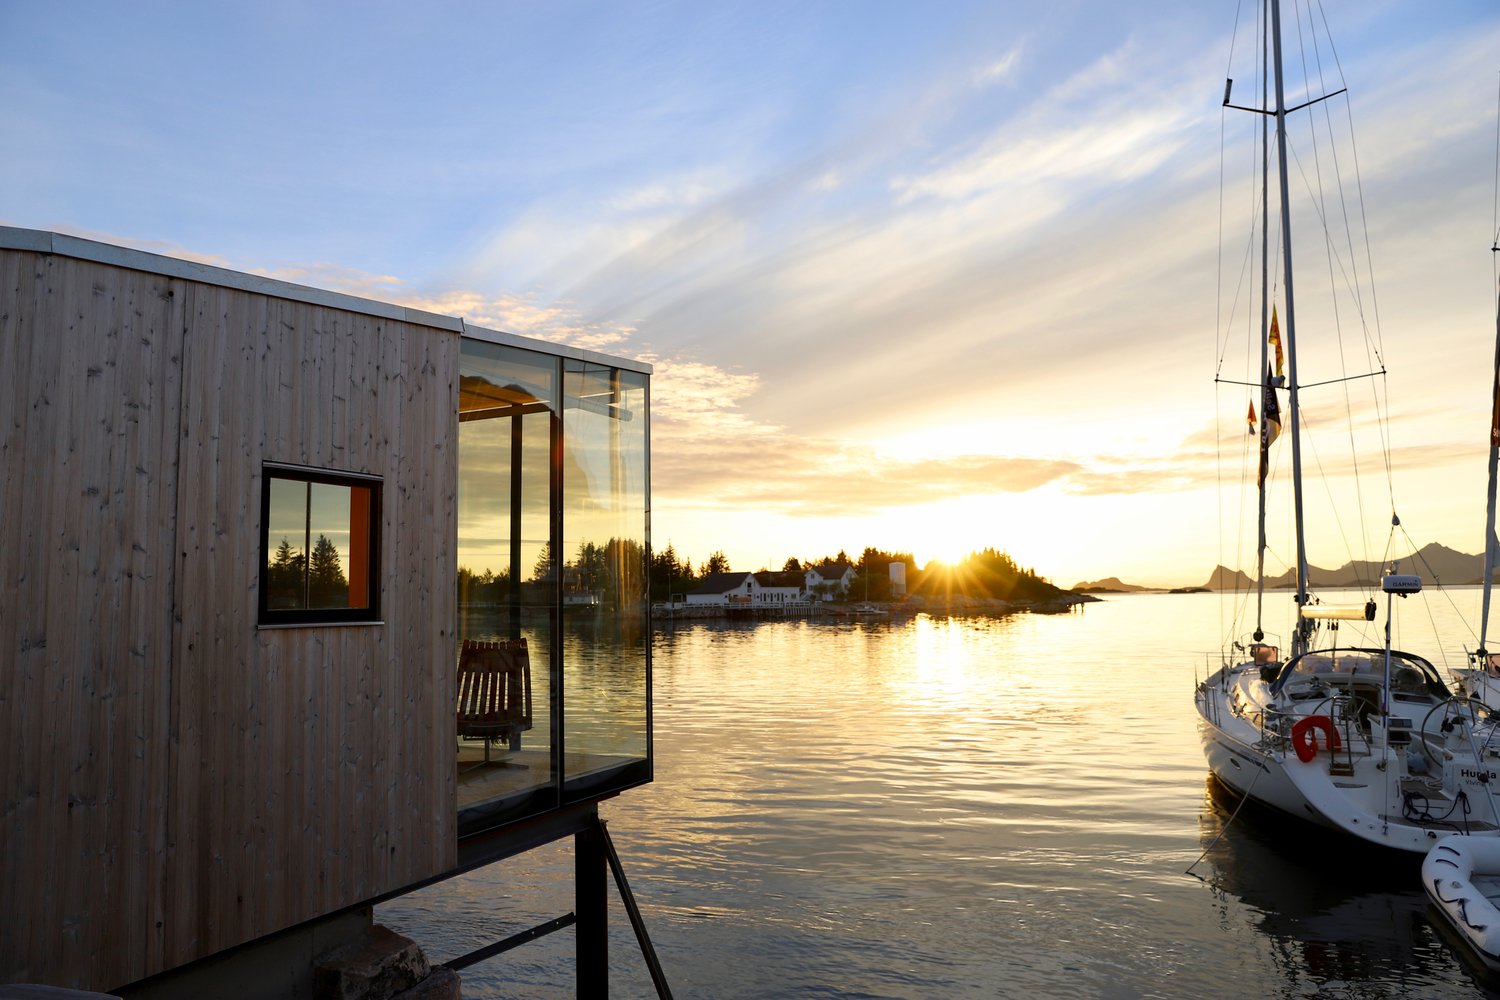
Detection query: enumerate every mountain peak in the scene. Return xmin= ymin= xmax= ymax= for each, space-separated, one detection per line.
xmin=1072 ymin=576 xmax=1151 ymax=592
xmin=1194 ymin=545 xmax=1492 ymax=591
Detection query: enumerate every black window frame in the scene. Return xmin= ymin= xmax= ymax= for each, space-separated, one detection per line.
xmin=258 ymin=463 xmax=382 ymax=627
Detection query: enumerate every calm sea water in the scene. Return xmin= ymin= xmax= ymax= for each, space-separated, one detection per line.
xmin=380 ymin=591 xmax=1500 ymax=999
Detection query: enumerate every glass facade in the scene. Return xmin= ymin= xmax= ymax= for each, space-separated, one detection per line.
xmin=456 ymin=338 xmax=650 ymax=829
xmin=562 ymin=362 xmax=650 ymax=799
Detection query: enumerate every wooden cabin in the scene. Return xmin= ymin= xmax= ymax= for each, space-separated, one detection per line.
xmin=0 ymin=227 xmax=653 ymax=996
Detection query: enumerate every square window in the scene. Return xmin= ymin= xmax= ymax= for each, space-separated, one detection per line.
xmin=260 ymin=465 xmax=381 ymax=625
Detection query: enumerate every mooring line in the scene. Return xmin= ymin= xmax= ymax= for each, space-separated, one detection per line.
xmin=1186 ymin=762 xmax=1264 ymax=879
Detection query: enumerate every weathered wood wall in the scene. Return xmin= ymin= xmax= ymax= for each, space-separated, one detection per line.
xmin=0 ymin=246 xmax=458 ymax=990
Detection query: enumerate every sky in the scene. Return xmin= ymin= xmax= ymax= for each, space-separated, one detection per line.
xmin=4 ymin=0 xmax=1500 ymax=588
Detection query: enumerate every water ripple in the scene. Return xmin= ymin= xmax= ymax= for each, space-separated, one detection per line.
xmin=382 ymin=597 xmax=1497 ymax=998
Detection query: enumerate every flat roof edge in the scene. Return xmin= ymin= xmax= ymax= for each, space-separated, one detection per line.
xmin=0 ymin=226 xmax=463 ymax=332
xmin=460 ymin=322 xmax=653 ymax=375
xmin=0 ymin=226 xmax=652 ymax=374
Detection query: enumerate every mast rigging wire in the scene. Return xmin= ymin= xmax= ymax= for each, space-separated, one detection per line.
xmin=1214 ymin=0 xmax=1405 ymax=649
xmin=1493 ymin=71 xmax=1500 ymax=250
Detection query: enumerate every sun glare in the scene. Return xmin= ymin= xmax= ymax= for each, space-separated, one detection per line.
xmin=892 ymin=488 xmax=1107 ymax=583
xmin=923 ymin=544 xmax=967 ymax=569
xmin=899 ymin=496 xmax=1023 ymax=568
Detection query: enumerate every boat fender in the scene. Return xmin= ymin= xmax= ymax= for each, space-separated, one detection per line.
xmin=1291 ymin=715 xmax=1341 ymax=763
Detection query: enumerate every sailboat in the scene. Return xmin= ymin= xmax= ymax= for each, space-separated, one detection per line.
xmin=1416 ymin=115 xmax=1500 ymax=973
xmin=1193 ymin=0 xmax=1500 ymax=854
xmin=1448 ymin=240 xmax=1500 ymax=704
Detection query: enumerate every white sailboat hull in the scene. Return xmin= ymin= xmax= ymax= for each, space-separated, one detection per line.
xmin=1196 ymin=656 xmax=1500 ymax=854
xmin=1199 ymin=717 xmax=1324 ymax=821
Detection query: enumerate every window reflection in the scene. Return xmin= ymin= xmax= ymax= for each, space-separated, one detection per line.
xmin=456 ymin=341 xmax=558 ymax=820
xmin=455 ymin=339 xmax=651 ymax=822
xmin=562 ymin=363 xmax=650 ymax=796
xmin=261 ymin=469 xmax=378 ymax=623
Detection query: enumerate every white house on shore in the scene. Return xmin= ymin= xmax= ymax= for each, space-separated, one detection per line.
xmin=805 ymin=561 xmax=856 ymax=601
xmin=753 ymin=570 xmax=805 ymax=604
xmin=686 ymin=572 xmax=759 ymax=605
xmin=685 ymin=570 xmax=810 ymax=606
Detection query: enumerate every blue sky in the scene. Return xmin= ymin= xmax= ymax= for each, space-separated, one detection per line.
xmin=5 ymin=1 xmax=1500 ymax=586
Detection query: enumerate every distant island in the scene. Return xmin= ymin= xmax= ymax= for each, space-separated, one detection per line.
xmin=1072 ymin=576 xmax=1157 ymax=594
xmin=1078 ymin=541 xmax=1494 ymax=595
xmin=1198 ymin=542 xmax=1491 ymax=591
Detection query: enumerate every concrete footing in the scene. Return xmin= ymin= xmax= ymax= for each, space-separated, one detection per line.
xmin=114 ymin=910 xmax=459 ymax=1000
xmin=315 ymin=924 xmax=458 ymax=1000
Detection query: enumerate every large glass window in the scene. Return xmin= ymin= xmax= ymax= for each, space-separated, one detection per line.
xmin=456 ymin=340 xmax=558 ymax=819
xmin=455 ymin=338 xmax=651 ymax=826
xmin=259 ymin=466 xmax=380 ymax=625
xmin=562 ymin=362 xmax=650 ymax=797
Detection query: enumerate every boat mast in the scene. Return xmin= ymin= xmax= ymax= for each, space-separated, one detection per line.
xmin=1269 ymin=0 xmax=1313 ymax=656
xmin=1253 ymin=8 xmax=1271 ymax=642
xmin=1481 ymin=259 xmax=1500 ymax=656
xmin=1481 ymin=76 xmax=1500 ymax=659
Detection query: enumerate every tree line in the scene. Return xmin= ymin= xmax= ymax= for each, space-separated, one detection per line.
xmin=267 ymin=535 xmax=350 ymax=609
xmin=458 ymin=541 xmax=1069 ymax=606
xmin=648 ymin=544 xmax=1067 ymax=603
xmin=458 ymin=538 xmax=647 ymax=608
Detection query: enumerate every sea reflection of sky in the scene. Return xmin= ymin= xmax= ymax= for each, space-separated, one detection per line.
xmin=382 ymin=596 xmax=1500 ymax=998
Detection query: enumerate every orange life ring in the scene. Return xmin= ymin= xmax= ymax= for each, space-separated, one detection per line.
xmin=1291 ymin=715 xmax=1341 ymax=762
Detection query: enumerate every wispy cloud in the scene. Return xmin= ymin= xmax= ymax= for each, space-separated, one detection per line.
xmin=433 ymin=29 xmax=1230 ymax=452
xmin=973 ymin=44 xmax=1024 ymax=87
xmin=8 ymin=1 xmax=1495 ymax=583
xmin=256 ymin=262 xmax=406 ymax=298
xmin=896 ymin=34 xmax=1207 ymax=203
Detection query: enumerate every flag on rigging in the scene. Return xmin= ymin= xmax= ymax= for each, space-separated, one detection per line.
xmin=1269 ymin=306 xmax=1285 ymax=380
xmin=1258 ymin=367 xmax=1281 ymax=487
xmin=1490 ymin=357 xmax=1499 ymax=448
xmin=1247 ymin=401 xmax=1257 ymax=434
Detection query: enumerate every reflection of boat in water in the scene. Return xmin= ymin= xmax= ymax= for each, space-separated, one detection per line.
xmin=838 ymin=604 xmax=889 ymax=618
xmin=1196 ymin=776 xmax=1466 ymax=988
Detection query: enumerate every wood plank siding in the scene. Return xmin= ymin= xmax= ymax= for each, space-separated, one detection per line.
xmin=0 ymin=244 xmax=459 ymax=991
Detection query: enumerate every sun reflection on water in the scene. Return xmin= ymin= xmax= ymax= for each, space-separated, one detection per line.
xmin=381 ymin=595 xmax=1491 ymax=999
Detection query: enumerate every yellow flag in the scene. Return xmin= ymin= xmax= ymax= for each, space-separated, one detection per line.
xmin=1269 ymin=307 xmax=1285 ymax=378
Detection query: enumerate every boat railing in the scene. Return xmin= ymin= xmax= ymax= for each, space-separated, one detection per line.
xmin=1259 ymin=693 xmax=1381 ymax=761
xmin=1257 ymin=705 xmax=1293 ymax=755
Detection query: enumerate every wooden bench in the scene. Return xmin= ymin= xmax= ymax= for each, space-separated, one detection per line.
xmin=456 ymin=638 xmax=533 ymax=767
